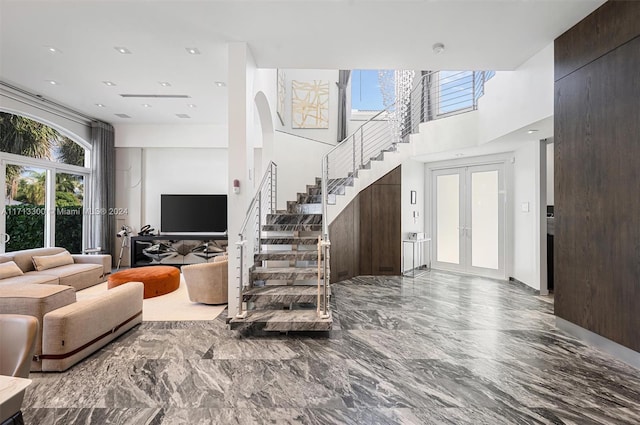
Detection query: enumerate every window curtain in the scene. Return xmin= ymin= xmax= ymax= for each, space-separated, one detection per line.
xmin=88 ymin=121 xmax=115 ymax=259
xmin=336 ymin=70 xmax=351 ymax=143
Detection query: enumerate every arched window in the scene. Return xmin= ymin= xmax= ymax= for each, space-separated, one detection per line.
xmin=0 ymin=112 xmax=90 ymax=253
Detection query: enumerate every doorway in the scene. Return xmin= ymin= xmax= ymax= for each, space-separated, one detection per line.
xmin=431 ymin=163 xmax=505 ymax=279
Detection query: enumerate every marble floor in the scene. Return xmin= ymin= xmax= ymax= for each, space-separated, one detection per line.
xmin=22 ymin=270 xmax=640 ymax=424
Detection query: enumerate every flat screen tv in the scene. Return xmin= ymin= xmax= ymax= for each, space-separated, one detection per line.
xmin=161 ymin=194 xmax=227 ymax=234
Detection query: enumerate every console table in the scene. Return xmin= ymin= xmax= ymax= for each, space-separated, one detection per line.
xmin=402 ymin=238 xmax=432 ymax=277
xmin=130 ymin=235 xmax=227 ymax=267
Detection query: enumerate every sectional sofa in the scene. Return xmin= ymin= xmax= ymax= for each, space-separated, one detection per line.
xmin=0 ymin=247 xmax=143 ymax=372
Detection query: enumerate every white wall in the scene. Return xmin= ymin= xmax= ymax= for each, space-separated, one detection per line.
xmin=413 ymin=111 xmax=480 ymax=156
xmin=512 ymin=139 xmax=545 ymax=292
xmin=142 ymin=148 xmax=228 ymax=230
xmin=477 ymin=43 xmax=554 ymax=144
xmin=401 ymin=159 xmax=425 ymax=271
xmin=272 ymin=131 xmax=333 ymax=210
xmin=276 ymin=69 xmax=339 ymax=146
xmin=114 ymin=124 xmax=227 ymax=148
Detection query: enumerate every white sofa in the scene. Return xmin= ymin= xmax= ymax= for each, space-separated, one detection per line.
xmin=0 ymin=248 xmax=143 ymax=372
xmin=0 ymin=247 xmax=110 ymax=291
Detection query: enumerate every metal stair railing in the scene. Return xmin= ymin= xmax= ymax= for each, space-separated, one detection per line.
xmin=235 ymin=161 xmax=277 ymax=319
xmin=320 ymin=69 xmax=494 ymax=260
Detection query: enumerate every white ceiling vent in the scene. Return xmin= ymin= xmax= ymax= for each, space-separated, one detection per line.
xmin=120 ymin=94 xmax=190 ymax=98
xmin=175 ymin=114 xmax=191 ymax=119
xmin=115 ymin=113 xmax=131 ymax=118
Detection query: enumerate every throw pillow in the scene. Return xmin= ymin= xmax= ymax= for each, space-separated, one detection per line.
xmin=0 ymin=261 xmax=24 ymax=279
xmin=32 ymin=251 xmax=74 ymax=271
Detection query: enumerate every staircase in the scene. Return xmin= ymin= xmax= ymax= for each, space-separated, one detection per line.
xmin=229 ymin=176 xmax=332 ymax=332
xmin=229 ymin=71 xmax=494 ymax=332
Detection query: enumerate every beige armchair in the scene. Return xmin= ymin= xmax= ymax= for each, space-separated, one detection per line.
xmin=0 ymin=314 xmax=38 ymax=424
xmin=182 ymin=256 xmax=228 ymax=304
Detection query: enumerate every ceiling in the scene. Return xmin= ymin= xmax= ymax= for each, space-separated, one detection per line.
xmin=0 ymin=0 xmax=604 ymax=125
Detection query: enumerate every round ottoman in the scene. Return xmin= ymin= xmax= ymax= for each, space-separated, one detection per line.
xmin=108 ymin=266 xmax=180 ymax=299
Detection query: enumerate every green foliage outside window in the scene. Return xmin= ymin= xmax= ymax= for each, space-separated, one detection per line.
xmin=4 ymin=205 xmax=83 ymax=253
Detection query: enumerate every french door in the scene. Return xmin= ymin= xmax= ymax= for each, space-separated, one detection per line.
xmin=1 ymin=157 xmax=88 ymax=253
xmin=432 ymin=163 xmax=505 ymax=279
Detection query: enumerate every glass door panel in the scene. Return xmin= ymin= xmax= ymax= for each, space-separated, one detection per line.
xmin=4 ymin=165 xmax=47 ymax=252
xmin=432 ymin=163 xmax=505 ymax=279
xmin=470 ymin=170 xmax=499 ymax=270
xmin=55 ymin=172 xmax=84 ymax=253
xmin=435 ymin=173 xmax=461 ymax=264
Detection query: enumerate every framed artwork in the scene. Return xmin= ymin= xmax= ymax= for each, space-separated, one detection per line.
xmin=276 ymin=69 xmax=286 ymax=126
xmin=291 ymin=80 xmax=329 ymax=129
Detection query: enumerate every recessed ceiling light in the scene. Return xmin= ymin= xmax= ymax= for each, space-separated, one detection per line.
xmin=103 ymin=81 xmax=116 ymax=86
xmin=186 ymin=47 xmax=200 ymax=55
xmin=454 ymin=153 xmax=465 ymax=157
xmin=214 ymin=81 xmax=226 ymax=87
xmin=46 ymin=80 xmax=58 ymax=85
xmin=176 ymin=114 xmax=191 ymax=119
xmin=432 ymin=42 xmax=445 ymax=54
xmin=95 ymin=103 xmax=106 ymax=108
xmin=159 ymin=81 xmax=171 ymax=87
xmin=187 ymin=104 xmax=197 ymax=108
xmin=114 ymin=46 xmax=132 ymax=54
xmin=142 ymin=103 xmax=152 ymax=108
xmin=46 ymin=46 xmax=61 ymax=54
xmin=527 ymin=129 xmax=539 ymax=134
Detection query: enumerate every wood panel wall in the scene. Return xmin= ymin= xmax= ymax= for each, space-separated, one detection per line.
xmin=329 ymin=166 xmax=402 ymax=282
xmin=554 ymin=1 xmax=640 ymax=352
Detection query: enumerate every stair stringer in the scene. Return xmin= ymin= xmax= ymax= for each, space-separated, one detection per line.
xmin=325 ymin=134 xmax=419 ymax=225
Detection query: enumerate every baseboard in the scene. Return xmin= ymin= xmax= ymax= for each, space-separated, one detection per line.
xmin=556 ymin=317 xmax=640 ymax=370
xmin=508 ymin=277 xmax=540 ymax=295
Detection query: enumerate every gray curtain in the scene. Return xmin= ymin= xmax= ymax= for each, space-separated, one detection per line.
xmin=336 ymin=70 xmax=351 ymax=143
xmin=88 ymin=121 xmax=115 ymax=260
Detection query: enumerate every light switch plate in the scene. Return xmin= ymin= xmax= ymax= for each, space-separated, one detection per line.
xmin=521 ymin=202 xmax=530 ymax=212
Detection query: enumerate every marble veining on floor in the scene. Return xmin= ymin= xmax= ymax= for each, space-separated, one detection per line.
xmin=22 ymin=270 xmax=640 ymax=424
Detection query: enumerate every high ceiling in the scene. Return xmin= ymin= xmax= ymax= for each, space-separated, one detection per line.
xmin=0 ymin=0 xmax=604 ymax=125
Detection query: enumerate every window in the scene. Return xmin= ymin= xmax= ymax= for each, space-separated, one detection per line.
xmin=351 ymin=69 xmax=395 ymax=112
xmin=0 ymin=112 xmax=90 ymax=253
xmin=437 ymin=71 xmax=475 ymax=115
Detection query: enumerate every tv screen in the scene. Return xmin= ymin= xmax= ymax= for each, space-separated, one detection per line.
xmin=161 ymin=194 xmax=227 ymax=234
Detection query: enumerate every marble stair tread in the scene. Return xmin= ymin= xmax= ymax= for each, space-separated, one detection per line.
xmin=260 ymin=236 xmax=320 ymax=245
xmin=286 ymin=203 xmax=322 ymax=214
xmin=296 ymin=193 xmax=322 ymax=203
xmin=243 ymin=285 xmax=330 ymax=304
xmin=261 ymin=223 xmax=322 ymax=232
xmin=266 ymin=213 xmax=322 ymax=225
xmin=254 ymin=250 xmax=321 ymax=261
xmin=251 ymin=266 xmax=324 ymax=280
xmin=229 ymin=309 xmax=332 ymax=331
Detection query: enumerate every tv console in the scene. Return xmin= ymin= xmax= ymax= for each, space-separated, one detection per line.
xmin=130 ymin=234 xmax=228 ymax=267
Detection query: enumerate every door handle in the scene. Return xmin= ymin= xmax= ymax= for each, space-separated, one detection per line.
xmin=1 ymin=233 xmax=9 ymax=244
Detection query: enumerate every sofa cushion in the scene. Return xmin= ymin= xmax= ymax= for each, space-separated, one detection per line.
xmin=37 ymin=263 xmax=104 ymax=291
xmin=32 ymin=251 xmax=74 ymax=271
xmin=7 ymin=247 xmax=67 ymax=273
xmin=0 ymin=255 xmax=14 ymax=265
xmin=0 ymin=261 xmax=24 ymax=279
xmin=0 ymin=272 xmax=59 ymax=286
xmin=0 ymin=283 xmax=76 ymax=372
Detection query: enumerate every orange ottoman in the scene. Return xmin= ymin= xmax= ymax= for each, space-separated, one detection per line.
xmin=108 ymin=266 xmax=180 ymax=299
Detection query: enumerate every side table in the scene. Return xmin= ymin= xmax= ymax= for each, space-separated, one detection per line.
xmin=402 ymin=238 xmax=432 ymax=277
